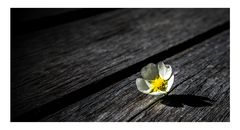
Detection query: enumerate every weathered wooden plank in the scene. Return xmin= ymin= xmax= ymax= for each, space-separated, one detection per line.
xmin=11 ymin=8 xmax=229 ymax=120
xmin=42 ymin=30 xmax=229 ymax=122
xmin=130 ymin=55 xmax=229 ymax=122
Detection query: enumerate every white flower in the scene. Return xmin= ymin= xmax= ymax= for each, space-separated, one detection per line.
xmin=136 ymin=62 xmax=174 ymax=95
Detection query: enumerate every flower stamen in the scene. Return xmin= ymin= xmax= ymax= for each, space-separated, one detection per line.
xmin=150 ymin=76 xmax=168 ymax=92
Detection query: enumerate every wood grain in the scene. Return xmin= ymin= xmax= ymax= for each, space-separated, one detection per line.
xmin=42 ymin=30 xmax=229 ymax=122
xmin=11 ymin=8 xmax=229 ymax=120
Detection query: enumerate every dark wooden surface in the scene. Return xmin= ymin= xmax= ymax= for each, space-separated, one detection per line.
xmin=41 ymin=30 xmax=229 ymax=122
xmin=11 ymin=8 xmax=230 ymax=122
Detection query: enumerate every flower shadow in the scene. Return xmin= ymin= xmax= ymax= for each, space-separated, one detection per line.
xmin=160 ymin=94 xmax=215 ymax=107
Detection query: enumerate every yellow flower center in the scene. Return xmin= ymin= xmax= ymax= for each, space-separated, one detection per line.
xmin=150 ymin=76 xmax=168 ymax=92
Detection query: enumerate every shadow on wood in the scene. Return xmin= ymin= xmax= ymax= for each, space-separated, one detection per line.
xmin=11 ymin=8 xmax=119 ymax=36
xmin=161 ymin=94 xmax=215 ymax=107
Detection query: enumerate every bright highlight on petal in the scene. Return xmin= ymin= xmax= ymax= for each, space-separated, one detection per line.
xmin=158 ymin=62 xmax=172 ymax=80
xmin=136 ymin=62 xmax=174 ymax=96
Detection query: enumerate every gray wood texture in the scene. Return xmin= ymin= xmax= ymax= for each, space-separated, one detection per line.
xmin=11 ymin=8 xmax=230 ymax=121
xmin=42 ymin=30 xmax=229 ymax=122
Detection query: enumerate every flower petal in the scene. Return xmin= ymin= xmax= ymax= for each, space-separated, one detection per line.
xmin=166 ymin=74 xmax=174 ymax=92
xmin=158 ymin=62 xmax=172 ymax=80
xmin=136 ymin=78 xmax=151 ymax=94
xmin=149 ymin=91 xmax=167 ymax=96
xmin=144 ymin=80 xmax=152 ymax=88
xmin=141 ymin=63 xmax=158 ymax=80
